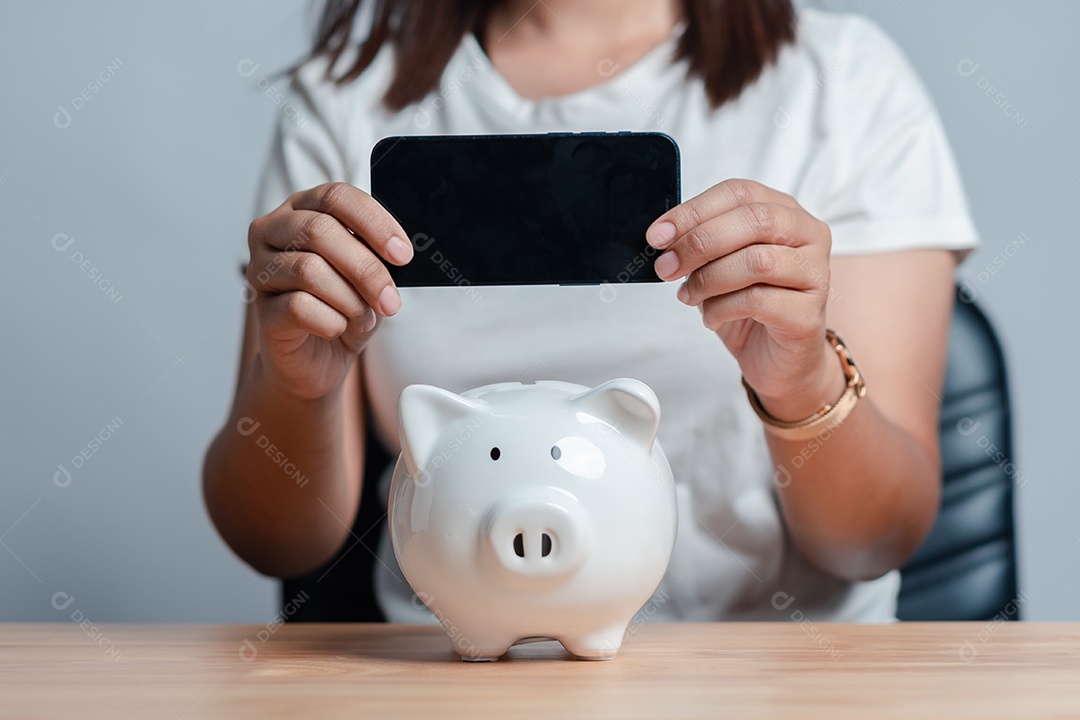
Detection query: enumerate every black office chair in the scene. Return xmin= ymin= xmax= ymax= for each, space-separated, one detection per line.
xmin=284 ymin=286 xmax=1020 ymax=622
xmin=896 ymin=287 xmax=1019 ymax=620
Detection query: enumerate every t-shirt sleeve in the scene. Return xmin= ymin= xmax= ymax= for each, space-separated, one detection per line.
xmin=252 ymin=58 xmax=352 ymax=219
xmin=819 ymin=17 xmax=979 ymax=258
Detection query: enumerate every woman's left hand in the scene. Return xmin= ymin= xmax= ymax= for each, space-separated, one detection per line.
xmin=647 ymin=178 xmax=843 ymax=422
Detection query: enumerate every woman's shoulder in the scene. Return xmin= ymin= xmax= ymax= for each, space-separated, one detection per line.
xmin=796 ymin=8 xmax=896 ymax=51
xmin=791 ymin=8 xmax=918 ymax=83
xmin=773 ymin=7 xmax=936 ymax=135
xmin=289 ymin=40 xmax=397 ymax=123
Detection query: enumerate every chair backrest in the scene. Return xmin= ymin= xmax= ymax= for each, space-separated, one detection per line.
xmin=283 ymin=288 xmax=1020 ymax=622
xmin=896 ymin=287 xmax=1020 ymax=621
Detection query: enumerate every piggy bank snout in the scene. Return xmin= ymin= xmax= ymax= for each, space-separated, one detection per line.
xmin=483 ymin=497 xmax=587 ymax=580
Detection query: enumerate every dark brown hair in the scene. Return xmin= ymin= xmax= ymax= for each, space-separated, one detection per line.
xmin=306 ymin=0 xmax=796 ymax=111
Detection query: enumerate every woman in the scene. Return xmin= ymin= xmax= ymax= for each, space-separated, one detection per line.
xmin=204 ymin=0 xmax=977 ymax=622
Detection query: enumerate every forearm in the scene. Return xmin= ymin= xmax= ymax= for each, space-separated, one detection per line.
xmin=202 ymin=355 xmax=359 ymax=578
xmin=767 ymin=394 xmax=940 ymax=582
xmin=644 ymin=178 xmax=951 ymax=584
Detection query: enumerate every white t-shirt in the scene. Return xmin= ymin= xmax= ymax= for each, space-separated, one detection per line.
xmin=254 ymin=10 xmax=978 ymax=622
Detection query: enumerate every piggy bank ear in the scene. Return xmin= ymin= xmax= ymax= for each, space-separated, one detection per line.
xmin=571 ymin=378 xmax=661 ymax=450
xmin=398 ymin=385 xmax=485 ymax=478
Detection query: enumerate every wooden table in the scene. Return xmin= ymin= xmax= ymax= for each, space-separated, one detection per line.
xmin=2 ymin=622 xmax=1078 ymax=718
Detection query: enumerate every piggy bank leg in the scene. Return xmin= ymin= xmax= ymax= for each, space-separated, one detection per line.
xmin=560 ymin=624 xmax=627 ymax=661
xmin=452 ymin=633 xmax=513 ymax=662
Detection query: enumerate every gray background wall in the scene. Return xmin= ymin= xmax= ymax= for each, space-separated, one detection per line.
xmin=2 ymin=1 xmax=1076 ymax=622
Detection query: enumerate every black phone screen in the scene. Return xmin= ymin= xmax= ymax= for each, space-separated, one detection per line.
xmin=370 ymin=132 xmax=680 ymax=287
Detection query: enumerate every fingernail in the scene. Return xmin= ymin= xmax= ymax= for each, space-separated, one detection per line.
xmin=379 ymin=285 xmax=402 ymax=316
xmin=647 ymin=221 xmax=677 ymax=249
xmin=676 ymin=282 xmax=690 ymax=304
xmin=361 ymin=307 xmax=377 ymax=333
xmin=654 ymin=251 xmax=679 ymax=280
xmin=386 ymin=235 xmax=413 ymax=265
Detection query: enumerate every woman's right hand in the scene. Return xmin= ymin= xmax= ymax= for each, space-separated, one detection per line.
xmin=245 ymin=182 xmax=413 ymax=400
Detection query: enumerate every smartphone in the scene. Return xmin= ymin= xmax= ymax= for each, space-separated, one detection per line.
xmin=369 ymin=132 xmax=680 ymax=287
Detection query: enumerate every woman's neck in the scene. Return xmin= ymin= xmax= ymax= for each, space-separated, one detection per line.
xmin=480 ymin=0 xmax=681 ymax=100
xmin=489 ymin=0 xmax=680 ymax=46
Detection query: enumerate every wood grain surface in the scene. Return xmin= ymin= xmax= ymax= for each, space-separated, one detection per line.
xmin=2 ymin=622 xmax=1078 ymax=719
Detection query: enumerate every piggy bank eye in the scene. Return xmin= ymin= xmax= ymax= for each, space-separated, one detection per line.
xmin=490 ymin=447 xmax=501 ymax=461
xmin=550 ymin=437 xmax=605 ymax=479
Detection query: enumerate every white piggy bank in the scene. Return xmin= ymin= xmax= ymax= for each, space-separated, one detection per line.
xmin=388 ymin=378 xmax=678 ymax=661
